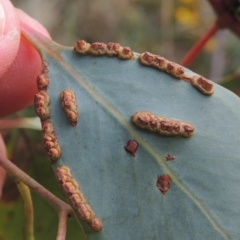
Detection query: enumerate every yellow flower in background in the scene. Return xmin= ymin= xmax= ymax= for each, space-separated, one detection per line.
xmin=175 ymin=7 xmax=199 ymax=27
xmin=180 ymin=0 xmax=195 ymax=4
xmin=204 ymin=37 xmax=217 ymax=53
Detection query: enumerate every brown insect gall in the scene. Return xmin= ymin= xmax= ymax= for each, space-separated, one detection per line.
xmin=69 ymin=192 xmax=86 ymax=206
xmin=138 ymin=52 xmax=155 ymax=66
xmin=34 ymin=91 xmax=50 ymax=121
xmin=42 ymin=120 xmax=55 ymax=134
xmin=89 ymin=42 xmax=107 ymax=55
xmin=44 ymin=140 xmax=55 ymax=150
xmin=74 ymin=40 xmax=91 ymax=54
xmin=139 ymin=52 xmax=169 ymax=71
xmin=160 ymin=119 xmax=173 ymax=132
xmin=34 ymin=91 xmax=50 ymax=107
xmin=174 ymin=66 xmax=185 ymax=79
xmin=76 ymin=203 xmax=92 ymax=220
xmin=46 ymin=142 xmax=62 ymax=163
xmin=166 ymin=62 xmax=185 ymax=79
xmin=166 ymin=62 xmax=174 ymax=73
xmin=139 ymin=52 xmax=186 ymax=79
xmin=42 ymin=120 xmax=62 ymax=163
xmin=89 ymin=218 xmax=103 ymax=232
xmin=106 ymin=42 xmax=121 ymax=56
xmin=42 ymin=61 xmax=49 ymax=73
xmin=124 ymin=139 xmax=139 ymax=157
xmin=43 ymin=134 xmax=56 ymax=144
xmin=55 ymin=166 xmax=103 ymax=231
xmin=73 ymin=40 xmax=133 ymax=61
xmin=35 ymin=108 xmax=50 ymax=121
xmin=36 ymin=74 xmax=49 ymax=91
xmin=156 ymin=174 xmax=172 ymax=195
xmin=191 ymin=76 xmax=214 ymax=95
xmin=131 ymin=111 xmax=194 ymax=137
xmin=152 ymin=55 xmax=168 ymax=71
xmin=118 ymin=46 xmax=134 ymax=60
xmin=56 ymin=172 xmax=71 ymax=184
xmin=60 ymin=89 xmax=78 ymax=126
xmin=55 ymin=166 xmax=74 ymax=185
xmin=62 ymin=180 xmax=79 ymax=196
xmin=165 ymin=154 xmax=175 ymax=161
xmin=182 ymin=124 xmax=194 ymax=137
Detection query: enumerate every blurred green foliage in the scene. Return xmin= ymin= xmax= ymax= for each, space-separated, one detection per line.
xmin=0 ymin=120 xmax=85 ymax=239
xmin=11 ymin=0 xmax=240 ymax=92
xmin=12 ymin=0 xmax=214 ymax=73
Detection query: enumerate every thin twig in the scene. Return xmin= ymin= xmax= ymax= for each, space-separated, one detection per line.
xmin=16 ymin=181 xmax=35 ymax=240
xmin=220 ymin=71 xmax=240 ymax=84
xmin=57 ymin=211 xmax=69 ymax=240
xmin=0 ymin=134 xmax=7 ymax=199
xmin=0 ymin=155 xmax=73 ymax=240
xmin=180 ymin=21 xmax=219 ymax=67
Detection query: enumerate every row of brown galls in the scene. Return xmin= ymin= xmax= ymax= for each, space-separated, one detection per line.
xmin=74 ymin=40 xmax=214 ymax=195
xmin=34 ymin=40 xmax=215 ymax=232
xmin=34 ymin=62 xmax=102 ymax=231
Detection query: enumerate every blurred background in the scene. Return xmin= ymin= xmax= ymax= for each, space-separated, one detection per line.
xmin=1 ymin=0 xmax=240 ymax=239
xmin=11 ymin=0 xmax=240 ymax=93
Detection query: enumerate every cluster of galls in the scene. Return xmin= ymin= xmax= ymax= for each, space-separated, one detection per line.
xmin=55 ymin=166 xmax=103 ymax=232
xmin=191 ymin=75 xmax=214 ymax=95
xmin=34 ymin=63 xmax=50 ymax=121
xmin=42 ymin=120 xmax=62 ymax=163
xmin=60 ymin=90 xmax=78 ymax=127
xmin=34 ymin=62 xmax=62 ymax=163
xmin=34 ymin=91 xmax=50 ymax=121
xmin=131 ymin=111 xmax=194 ymax=137
xmin=74 ymin=40 xmax=134 ymax=60
xmin=139 ymin=52 xmax=214 ymax=96
xmin=36 ymin=63 xmax=49 ymax=91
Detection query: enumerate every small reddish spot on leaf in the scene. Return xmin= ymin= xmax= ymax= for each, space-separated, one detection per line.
xmin=124 ymin=139 xmax=138 ymax=157
xmin=156 ymin=174 xmax=172 ymax=195
xmin=165 ymin=154 xmax=175 ymax=161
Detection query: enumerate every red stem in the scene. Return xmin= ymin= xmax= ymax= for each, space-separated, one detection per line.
xmin=181 ymin=21 xmax=219 ymax=67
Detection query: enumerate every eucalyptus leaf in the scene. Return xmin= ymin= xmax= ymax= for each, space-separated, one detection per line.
xmin=23 ymin=28 xmax=240 ymax=240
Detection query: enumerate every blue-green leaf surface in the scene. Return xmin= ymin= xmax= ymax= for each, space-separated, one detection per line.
xmin=25 ymin=32 xmax=240 ymax=240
